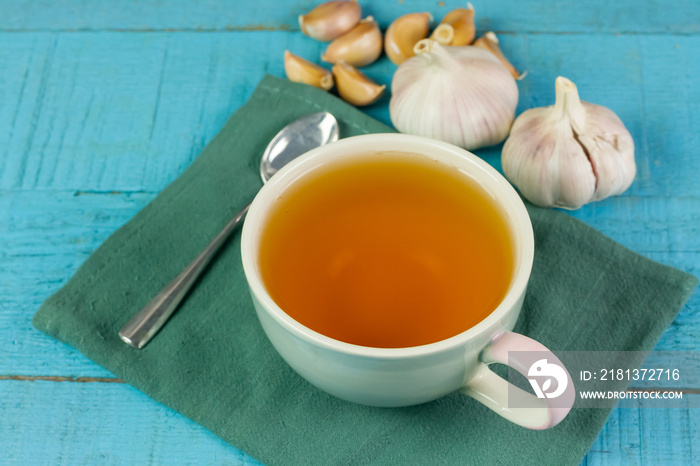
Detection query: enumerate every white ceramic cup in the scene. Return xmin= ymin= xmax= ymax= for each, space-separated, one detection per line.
xmin=241 ymin=134 xmax=573 ymax=429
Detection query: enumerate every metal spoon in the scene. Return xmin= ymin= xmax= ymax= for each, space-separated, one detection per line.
xmin=119 ymin=112 xmax=339 ymax=349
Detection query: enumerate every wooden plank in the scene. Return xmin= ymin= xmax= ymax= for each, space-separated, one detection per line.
xmin=0 ymin=379 xmax=261 ymax=465
xmin=0 ymin=378 xmax=697 ymax=464
xmin=569 ymin=197 xmax=700 ymax=253
xmin=587 ymin=403 xmax=700 ymax=465
xmin=1 ymin=0 xmax=698 ymax=34
xmin=0 ymin=190 xmax=152 ymax=377
xmin=1 ymin=32 xmax=699 ymax=196
xmin=0 ymin=32 xmax=255 ymax=192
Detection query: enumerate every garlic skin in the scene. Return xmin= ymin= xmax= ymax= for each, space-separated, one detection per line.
xmin=390 ymin=39 xmax=518 ymax=151
xmin=384 ymin=12 xmax=432 ymax=65
xmin=284 ymin=51 xmax=334 ymax=91
xmin=332 ymin=62 xmax=385 ymax=106
xmin=322 ymin=17 xmax=383 ymax=67
xmin=502 ymin=77 xmax=635 ymax=209
xmin=473 ymin=32 xmax=521 ymax=79
xmin=299 ymin=0 xmax=361 ymax=42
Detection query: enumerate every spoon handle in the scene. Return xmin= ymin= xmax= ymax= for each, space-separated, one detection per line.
xmin=118 ymin=203 xmax=251 ymax=349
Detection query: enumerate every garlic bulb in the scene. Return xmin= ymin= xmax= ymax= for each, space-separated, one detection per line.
xmin=390 ymin=39 xmax=518 ymax=151
xmin=299 ymin=0 xmax=361 ymax=42
xmin=502 ymin=76 xmax=636 ymax=209
xmin=322 ymin=17 xmax=383 ymax=67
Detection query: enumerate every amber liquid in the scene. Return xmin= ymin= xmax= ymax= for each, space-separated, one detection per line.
xmin=259 ymin=152 xmax=514 ymax=348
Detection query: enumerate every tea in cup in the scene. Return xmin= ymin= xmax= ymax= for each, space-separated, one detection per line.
xmin=241 ymin=133 xmax=572 ymax=429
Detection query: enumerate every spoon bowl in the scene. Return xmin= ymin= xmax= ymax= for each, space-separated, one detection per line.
xmin=119 ymin=112 xmax=339 ymax=349
xmin=261 ymin=112 xmax=339 ymax=182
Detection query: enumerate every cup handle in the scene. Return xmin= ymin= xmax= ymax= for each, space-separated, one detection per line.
xmin=459 ymin=332 xmax=573 ymax=430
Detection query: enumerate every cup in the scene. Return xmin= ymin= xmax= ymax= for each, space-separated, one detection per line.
xmin=241 ymin=133 xmax=573 ymax=429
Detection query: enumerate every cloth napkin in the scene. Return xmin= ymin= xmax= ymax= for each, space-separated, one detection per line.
xmin=34 ymin=75 xmax=697 ymax=466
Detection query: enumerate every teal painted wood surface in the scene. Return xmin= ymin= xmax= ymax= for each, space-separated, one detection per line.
xmin=1 ymin=0 xmax=698 ymax=33
xmin=1 ymin=0 xmax=698 ymax=464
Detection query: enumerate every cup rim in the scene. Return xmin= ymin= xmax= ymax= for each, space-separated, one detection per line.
xmin=241 ymin=133 xmax=534 ymax=359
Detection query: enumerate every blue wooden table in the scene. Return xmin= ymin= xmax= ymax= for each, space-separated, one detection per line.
xmin=1 ymin=1 xmax=698 ymax=464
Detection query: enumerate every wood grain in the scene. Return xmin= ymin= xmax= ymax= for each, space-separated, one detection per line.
xmin=587 ymin=404 xmax=699 ymax=465
xmin=1 ymin=0 xmax=698 ymax=34
xmin=1 ymin=1 xmax=698 ymax=464
xmin=0 ymin=380 xmax=261 ymax=465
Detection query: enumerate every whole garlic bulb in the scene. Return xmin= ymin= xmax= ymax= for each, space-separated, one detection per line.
xmin=390 ymin=39 xmax=518 ymax=151
xmin=502 ymin=76 xmax=636 ymax=209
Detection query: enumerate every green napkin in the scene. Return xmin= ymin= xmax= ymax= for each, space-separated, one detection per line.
xmin=34 ymin=75 xmax=697 ymax=466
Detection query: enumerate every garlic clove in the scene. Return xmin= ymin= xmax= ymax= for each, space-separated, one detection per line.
xmin=384 ymin=12 xmax=432 ymax=65
xmin=473 ymin=32 xmax=521 ymax=79
xmin=299 ymin=0 xmax=362 ymax=42
xmin=502 ymin=76 xmax=635 ymax=209
xmin=429 ymin=24 xmax=454 ymax=45
xmin=552 ymin=76 xmax=635 ymax=205
xmin=439 ymin=4 xmax=475 ymax=46
xmin=321 ymin=16 xmax=383 ymax=67
xmin=578 ymin=106 xmax=636 ymax=201
xmin=390 ymin=39 xmax=518 ymax=151
xmin=503 ymin=113 xmax=597 ymax=209
xmin=332 ymin=62 xmax=385 ymax=106
xmin=284 ymin=51 xmax=334 ymax=91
